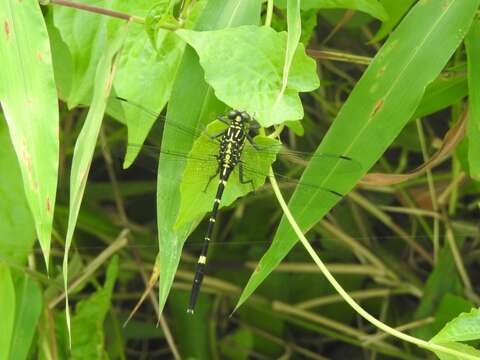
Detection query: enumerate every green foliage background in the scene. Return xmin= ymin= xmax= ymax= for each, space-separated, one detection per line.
xmin=0 ymin=0 xmax=480 ymax=359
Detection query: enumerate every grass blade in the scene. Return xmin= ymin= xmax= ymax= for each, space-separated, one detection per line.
xmin=465 ymin=18 xmax=480 ymax=179
xmin=63 ymin=25 xmax=128 ymax=345
xmin=273 ymin=0 xmax=302 ymax=109
xmin=9 ymin=275 xmax=42 ymax=360
xmin=0 ymin=264 xmax=15 ymax=359
xmin=236 ymin=0 xmax=480 ymax=310
xmin=0 ymin=119 xmax=36 ymax=266
xmin=0 ymin=0 xmax=59 ymax=268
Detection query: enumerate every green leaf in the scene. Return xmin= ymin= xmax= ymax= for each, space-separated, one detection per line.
xmin=49 ymin=1 xmax=158 ymax=107
xmin=370 ymin=0 xmax=415 ymax=42
xmin=413 ymin=74 xmax=468 ymax=119
xmin=52 ymin=0 xmax=110 ymax=107
xmin=63 ymin=25 xmax=128 ymax=343
xmin=220 ymin=328 xmax=254 ymax=360
xmin=432 ymin=294 xmax=474 ymax=335
xmin=144 ymin=0 xmax=178 ymax=47
xmin=9 ymin=275 xmax=42 ymax=360
xmin=113 ymin=26 xmax=184 ymax=168
xmin=176 ymin=121 xmax=279 ymax=227
xmin=431 ymin=307 xmax=480 ymax=343
xmin=0 ymin=119 xmax=36 ymax=266
xmin=236 ymin=0 xmax=480 ymax=310
xmin=281 ymin=0 xmax=302 ymax=107
xmin=176 ymin=25 xmax=319 ymax=126
xmin=299 ymin=9 xmax=318 ymax=45
xmin=465 ymin=19 xmax=480 ymax=179
xmin=156 ymin=0 xmax=262 ymax=315
xmin=169 ymin=290 xmax=212 ymax=358
xmin=45 ymin=10 xmax=74 ymax=102
xmin=275 ymin=0 xmax=388 ymax=21
xmin=70 ymin=256 xmax=119 ymax=359
xmin=430 ymin=341 xmax=480 ymax=360
xmin=412 ymin=244 xmax=464 ymax=340
xmin=0 ymin=264 xmax=15 ymax=359
xmin=0 ymin=0 xmax=59 ymax=268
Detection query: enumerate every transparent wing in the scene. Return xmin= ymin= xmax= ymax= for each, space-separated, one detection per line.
xmin=111 ymin=97 xmax=362 ymax=198
xmin=114 ymin=96 xmax=361 ymax=167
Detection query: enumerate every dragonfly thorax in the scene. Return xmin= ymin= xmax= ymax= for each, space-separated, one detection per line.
xmin=218 ymin=110 xmax=251 ymax=176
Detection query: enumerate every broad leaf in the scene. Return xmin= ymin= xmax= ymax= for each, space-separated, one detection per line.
xmin=430 ymin=341 xmax=480 ymax=360
xmin=431 ymin=308 xmax=480 ymax=343
xmin=52 ymin=0 xmax=111 ymax=107
xmin=113 ymin=26 xmax=184 ymax=167
xmin=176 ymin=25 xmax=319 ymax=126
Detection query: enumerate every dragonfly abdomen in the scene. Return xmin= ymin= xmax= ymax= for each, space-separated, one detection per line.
xmin=187 ymin=169 xmax=231 ymax=313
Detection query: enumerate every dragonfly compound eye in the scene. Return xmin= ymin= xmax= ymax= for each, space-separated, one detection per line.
xmin=228 ymin=110 xmax=239 ymax=119
xmin=240 ymin=112 xmax=251 ymax=121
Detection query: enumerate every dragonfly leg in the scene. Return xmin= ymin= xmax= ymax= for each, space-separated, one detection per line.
xmin=208 ymin=130 xmax=226 ymax=142
xmin=217 ymin=115 xmax=230 ymax=125
xmin=238 ymin=162 xmax=254 ymax=191
xmin=250 ymin=121 xmax=261 ymax=129
xmin=204 ymin=168 xmax=220 ymax=193
xmin=246 ymin=134 xmax=260 ymax=150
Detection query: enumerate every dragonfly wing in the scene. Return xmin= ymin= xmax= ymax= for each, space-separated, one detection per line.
xmin=243 ymin=141 xmax=362 ymax=175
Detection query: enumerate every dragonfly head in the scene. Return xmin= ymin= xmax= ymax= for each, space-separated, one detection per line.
xmin=228 ymin=109 xmax=252 ymax=124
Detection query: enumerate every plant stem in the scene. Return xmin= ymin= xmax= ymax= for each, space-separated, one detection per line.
xmin=416 ymin=118 xmax=439 ymax=263
xmin=265 ymin=0 xmax=274 ymax=27
xmin=44 ymin=0 xmax=143 ymax=22
xmin=267 ymin=167 xmax=479 ymax=360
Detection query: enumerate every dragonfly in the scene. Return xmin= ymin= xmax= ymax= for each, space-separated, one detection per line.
xmin=111 ymin=97 xmax=361 ymax=313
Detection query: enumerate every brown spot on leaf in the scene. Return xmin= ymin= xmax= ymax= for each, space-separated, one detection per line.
xmin=21 ymin=147 xmax=33 ymax=173
xmin=378 ymin=66 xmax=386 ymax=77
xmin=4 ymin=20 xmax=10 ymax=39
xmin=37 ymin=51 xmax=44 ymax=61
xmin=371 ymin=99 xmax=384 ymax=117
xmin=46 ymin=197 xmax=52 ymax=213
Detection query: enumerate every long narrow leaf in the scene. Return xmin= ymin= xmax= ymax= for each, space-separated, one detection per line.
xmin=0 ymin=264 xmax=15 ymax=359
xmin=274 ymin=0 xmax=302 ymax=109
xmin=275 ymin=0 xmax=388 ymax=20
xmin=0 ymin=0 xmax=59 ymax=268
xmin=237 ymin=0 xmax=480 ymax=309
xmin=465 ymin=19 xmax=480 ymax=179
xmin=9 ymin=275 xmax=42 ymax=360
xmin=63 ymin=25 xmax=128 ymax=344
xmin=0 ymin=119 xmax=36 ymax=266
